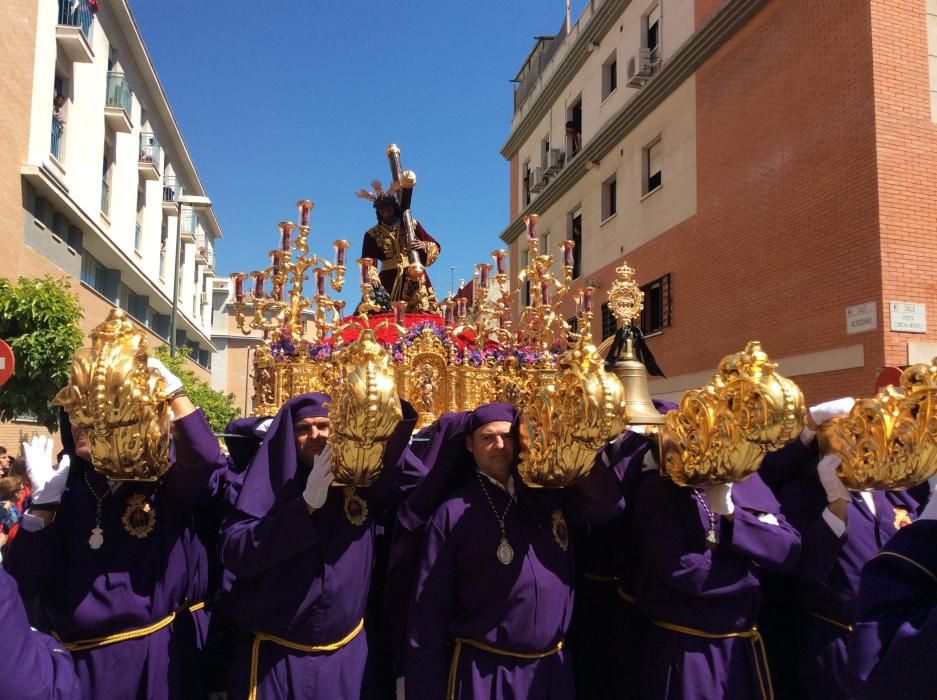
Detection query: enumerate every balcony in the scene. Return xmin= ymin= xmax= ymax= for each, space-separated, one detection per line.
xmin=101 ymin=178 xmax=111 ymax=217
xmin=195 ymin=234 xmax=211 ymax=265
xmin=161 ymin=175 xmax=182 ymax=213
xmin=180 ymin=210 xmax=198 ymax=243
xmin=138 ymin=132 xmax=161 ymax=181
xmin=104 ymin=72 xmax=132 ymax=133
xmin=50 ymin=116 xmax=64 ymax=161
xmin=56 ymin=0 xmax=94 ymax=64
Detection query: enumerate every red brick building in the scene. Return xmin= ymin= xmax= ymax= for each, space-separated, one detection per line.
xmin=501 ymin=0 xmax=937 ymax=404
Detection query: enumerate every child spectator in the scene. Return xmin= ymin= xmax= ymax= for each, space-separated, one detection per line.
xmin=0 ymin=476 xmax=25 ymax=533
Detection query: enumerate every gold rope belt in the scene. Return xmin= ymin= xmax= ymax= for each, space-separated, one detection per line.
xmin=247 ymin=618 xmax=364 ymax=700
xmin=651 ymin=619 xmax=774 ymax=700
xmin=56 ymin=600 xmax=206 ymax=653
xmin=805 ymin=610 xmax=854 ymax=633
xmin=447 ymin=637 xmax=563 ymax=700
xmin=616 ymin=586 xmax=637 ymax=605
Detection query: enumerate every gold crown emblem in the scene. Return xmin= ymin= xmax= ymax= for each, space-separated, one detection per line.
xmin=660 ymin=341 xmax=805 ymax=487
xmin=53 ymin=309 xmax=171 ymax=481
xmin=819 ymin=359 xmax=937 ymax=490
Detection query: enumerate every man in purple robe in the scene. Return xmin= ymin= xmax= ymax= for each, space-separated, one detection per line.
xmin=6 ymin=359 xmax=226 ymax=700
xmin=0 ymin=567 xmax=81 ymax=700
xmin=405 ymin=403 xmax=625 ymax=700
xmin=848 ymin=479 xmax=937 ymax=698
xmin=633 ymin=469 xmax=801 ymax=699
xmin=569 ymin=399 xmax=676 ymax=700
xmin=220 ymin=392 xmax=419 ymax=699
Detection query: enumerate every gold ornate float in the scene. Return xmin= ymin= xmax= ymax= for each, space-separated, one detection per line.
xmin=819 ymin=359 xmax=937 ymax=490
xmin=53 ymin=309 xmax=171 ymax=481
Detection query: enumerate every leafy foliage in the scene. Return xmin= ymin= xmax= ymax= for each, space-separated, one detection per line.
xmin=0 ymin=276 xmax=84 ymax=430
xmin=153 ymin=345 xmax=240 ymax=432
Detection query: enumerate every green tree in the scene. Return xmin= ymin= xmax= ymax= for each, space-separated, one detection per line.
xmin=153 ymin=345 xmax=240 ymax=432
xmin=0 ymin=276 xmax=83 ymax=431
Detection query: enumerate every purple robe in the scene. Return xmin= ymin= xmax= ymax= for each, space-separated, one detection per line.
xmin=0 ymin=568 xmax=81 ymax=700
xmin=570 ymin=430 xmax=655 ymax=700
xmin=406 ymin=457 xmax=624 ymax=699
xmin=775 ymin=473 xmax=924 ymax=699
xmin=848 ymin=518 xmax=937 ymax=698
xmin=220 ymin=396 xmax=420 ymax=699
xmin=6 ymin=410 xmax=225 ymax=700
xmin=634 ymin=473 xmax=801 ymax=700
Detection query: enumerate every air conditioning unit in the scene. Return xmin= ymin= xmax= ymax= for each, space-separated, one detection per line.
xmin=543 ymin=148 xmax=565 ymax=176
xmin=626 ymin=47 xmax=659 ymax=88
xmin=529 ymin=167 xmax=545 ymax=194
xmin=199 ymin=292 xmax=208 ymax=306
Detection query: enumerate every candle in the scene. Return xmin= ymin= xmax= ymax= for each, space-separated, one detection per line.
xmin=393 ymin=301 xmax=406 ymax=325
xmin=562 ymin=240 xmax=575 ymax=268
xmin=297 ymin=200 xmax=313 ymax=228
xmin=581 ymin=287 xmax=594 ymax=314
xmin=457 ymin=296 xmax=467 ymax=318
xmin=477 ymin=263 xmax=490 ymax=290
xmin=273 ymin=282 xmax=284 ymax=301
xmin=271 ymin=251 xmax=282 ymax=274
xmin=358 ymin=258 xmax=374 ymax=284
xmin=334 ymin=240 xmax=349 ymax=267
xmin=491 ymin=249 xmax=507 ymax=275
xmin=232 ymin=274 xmax=244 ymax=302
xmin=540 ymin=280 xmax=551 ymax=305
xmin=279 ymin=221 xmax=295 ymax=252
xmin=443 ymin=302 xmax=453 ymax=326
xmin=253 ymin=272 xmax=266 ymax=298
xmin=523 ymin=214 xmax=540 ymax=242
xmin=316 ymin=269 xmax=326 ymax=296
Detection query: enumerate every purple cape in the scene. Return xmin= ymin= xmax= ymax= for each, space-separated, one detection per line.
xmin=849 ymin=518 xmax=937 ymax=698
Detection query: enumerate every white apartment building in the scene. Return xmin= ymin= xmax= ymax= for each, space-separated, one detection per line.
xmin=19 ymin=0 xmax=221 ymax=369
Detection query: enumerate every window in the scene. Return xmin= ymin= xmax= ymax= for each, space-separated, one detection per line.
xmin=570 ymin=209 xmax=582 ymax=279
xmin=645 ymin=3 xmax=661 ymax=55
xmin=135 ymin=188 xmax=145 ymax=253
xmin=644 ymin=138 xmax=662 ymax=194
xmin=159 ymin=217 xmax=168 ymax=281
xmin=601 ymin=303 xmax=618 ymax=340
xmin=602 ymin=53 xmax=618 ymax=100
xmin=540 ymin=230 xmax=550 ymax=256
xmin=567 ymin=316 xmax=579 ymax=335
xmin=639 ymin=273 xmax=671 ymax=335
xmin=80 ymin=250 xmax=107 ymax=294
xmin=602 ymin=176 xmax=617 ymax=220
xmin=566 ymin=98 xmax=582 ymax=157
xmin=523 ymin=159 xmax=531 ymax=206
xmin=117 ymin=282 xmax=132 ymax=311
xmin=102 ymin=131 xmax=115 ymax=216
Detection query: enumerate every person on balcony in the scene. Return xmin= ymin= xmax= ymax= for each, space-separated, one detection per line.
xmin=219 ymin=392 xmax=421 ymax=699
xmin=358 ymin=184 xmax=441 ymax=315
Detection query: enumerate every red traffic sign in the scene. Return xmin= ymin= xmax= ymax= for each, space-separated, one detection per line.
xmin=875 ymin=366 xmax=903 ymax=391
xmin=0 ymin=340 xmax=13 ymax=388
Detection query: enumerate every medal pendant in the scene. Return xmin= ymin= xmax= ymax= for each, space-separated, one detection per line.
xmin=496 ymin=537 xmax=514 ymax=565
xmin=705 ymin=528 xmax=718 ymax=549
xmin=89 ymin=527 xmax=104 ymax=550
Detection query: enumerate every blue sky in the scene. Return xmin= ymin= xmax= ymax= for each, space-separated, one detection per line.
xmin=130 ymin=0 xmax=587 ymax=305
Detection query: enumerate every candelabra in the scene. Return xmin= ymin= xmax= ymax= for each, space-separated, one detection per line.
xmin=230 ymin=200 xmax=350 ymax=345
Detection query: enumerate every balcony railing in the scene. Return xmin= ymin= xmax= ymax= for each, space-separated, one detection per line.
xmin=180 ymin=210 xmax=198 ymax=239
xmin=163 ymin=175 xmax=182 ymax=203
xmin=50 ymin=116 xmax=64 ymax=159
xmin=101 ymin=178 xmax=111 ymax=216
xmin=139 ymin=132 xmax=161 ymax=170
xmin=105 ymin=72 xmax=131 ymax=114
xmin=57 ymin=0 xmax=94 ymax=44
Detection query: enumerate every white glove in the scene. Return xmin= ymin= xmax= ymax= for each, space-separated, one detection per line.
xmin=148 ymin=357 xmax=184 ymax=395
xmin=704 ymin=483 xmax=735 ymax=516
xmin=22 ymin=436 xmax=70 ymax=505
xmin=303 ymin=444 xmax=334 ymax=510
xmin=809 ymin=397 xmax=855 ymax=428
xmin=817 ymin=454 xmax=850 ymax=503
